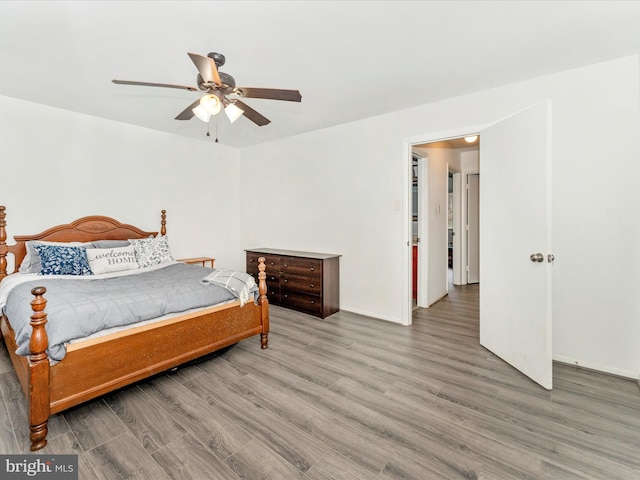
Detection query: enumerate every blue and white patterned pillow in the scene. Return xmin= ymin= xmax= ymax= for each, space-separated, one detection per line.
xmin=129 ymin=235 xmax=174 ymax=268
xmin=19 ymin=240 xmax=92 ymax=274
xmin=33 ymin=244 xmax=93 ymax=276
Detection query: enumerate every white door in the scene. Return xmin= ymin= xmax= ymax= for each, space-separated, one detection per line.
xmin=467 ymin=174 xmax=480 ymax=283
xmin=479 ymin=101 xmax=553 ymax=390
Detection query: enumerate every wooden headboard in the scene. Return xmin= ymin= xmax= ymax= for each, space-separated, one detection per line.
xmin=0 ymin=206 xmax=166 ymax=280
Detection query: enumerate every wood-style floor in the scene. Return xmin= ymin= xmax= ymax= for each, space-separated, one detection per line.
xmin=1 ymin=283 xmax=640 ymax=479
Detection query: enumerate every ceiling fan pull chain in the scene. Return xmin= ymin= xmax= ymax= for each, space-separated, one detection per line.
xmin=215 ymin=116 xmax=219 ymax=143
xmin=206 ymin=122 xmax=210 ymax=137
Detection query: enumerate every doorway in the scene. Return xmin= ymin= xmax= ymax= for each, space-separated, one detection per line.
xmin=411 ymin=137 xmax=479 ymax=308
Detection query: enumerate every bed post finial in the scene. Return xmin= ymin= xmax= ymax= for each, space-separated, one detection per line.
xmin=257 ymin=257 xmax=270 ymax=349
xmin=0 ymin=206 xmax=7 ymax=279
xmin=161 ymin=210 xmax=167 ymax=236
xmin=28 ymin=286 xmax=50 ymax=451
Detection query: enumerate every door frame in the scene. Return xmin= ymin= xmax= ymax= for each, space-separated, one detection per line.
xmin=402 ymin=124 xmax=487 ymax=326
xmin=467 ymin=173 xmax=480 ymax=284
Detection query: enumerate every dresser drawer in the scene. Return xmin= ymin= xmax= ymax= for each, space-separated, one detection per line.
xmin=249 ymin=272 xmax=280 ymax=296
xmin=280 ymin=256 xmax=322 ymax=278
xmin=280 ymin=274 xmax=322 ymax=295
xmin=280 ymin=291 xmax=323 ymax=316
xmin=246 ymin=252 xmax=279 ymax=276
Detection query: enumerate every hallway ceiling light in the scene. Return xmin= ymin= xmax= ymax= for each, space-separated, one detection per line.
xmin=464 ymin=135 xmax=478 ymax=143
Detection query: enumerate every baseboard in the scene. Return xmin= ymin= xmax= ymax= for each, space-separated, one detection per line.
xmin=553 ymin=355 xmax=638 ymax=381
xmin=338 ymin=308 xmax=405 ymax=325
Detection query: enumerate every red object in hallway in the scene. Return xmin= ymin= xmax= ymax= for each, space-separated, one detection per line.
xmin=412 ymin=245 xmax=417 ymax=299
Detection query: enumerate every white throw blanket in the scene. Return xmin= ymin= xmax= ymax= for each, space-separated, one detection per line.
xmin=200 ymin=269 xmax=257 ymax=307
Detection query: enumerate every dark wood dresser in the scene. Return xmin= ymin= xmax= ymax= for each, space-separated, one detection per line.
xmin=245 ymin=248 xmax=341 ymax=319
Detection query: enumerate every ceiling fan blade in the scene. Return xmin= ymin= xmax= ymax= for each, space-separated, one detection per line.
xmin=234 ymin=100 xmax=271 ymax=126
xmin=187 ymin=52 xmax=221 ymax=86
xmin=234 ymin=87 xmax=302 ymax=102
xmin=112 ymin=79 xmax=197 ymax=92
xmin=175 ymin=98 xmax=201 ymax=121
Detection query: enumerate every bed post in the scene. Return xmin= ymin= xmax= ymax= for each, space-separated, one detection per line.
xmin=160 ymin=209 xmax=167 ymax=236
xmin=257 ymin=257 xmax=269 ymax=349
xmin=28 ymin=287 xmax=50 ymax=451
xmin=0 ymin=206 xmax=8 ymax=280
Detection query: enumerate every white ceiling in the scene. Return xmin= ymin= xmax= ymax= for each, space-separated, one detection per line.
xmin=2 ymin=1 xmax=640 ymax=148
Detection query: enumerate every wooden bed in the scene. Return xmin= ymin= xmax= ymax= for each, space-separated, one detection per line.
xmin=0 ymin=206 xmax=269 ymax=451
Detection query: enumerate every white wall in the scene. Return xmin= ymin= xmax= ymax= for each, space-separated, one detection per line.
xmin=0 ymin=96 xmax=244 ymax=270
xmin=240 ymin=55 xmax=640 ymax=379
xmin=240 ymin=115 xmax=405 ymax=322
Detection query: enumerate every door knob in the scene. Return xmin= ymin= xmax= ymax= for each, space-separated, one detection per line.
xmin=530 ymin=253 xmax=544 ymax=263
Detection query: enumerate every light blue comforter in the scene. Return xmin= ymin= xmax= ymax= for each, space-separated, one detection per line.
xmin=3 ymin=263 xmax=258 ymax=361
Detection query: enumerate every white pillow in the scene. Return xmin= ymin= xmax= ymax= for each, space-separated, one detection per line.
xmin=129 ymin=235 xmax=174 ymax=268
xmin=85 ymin=245 xmax=139 ymax=274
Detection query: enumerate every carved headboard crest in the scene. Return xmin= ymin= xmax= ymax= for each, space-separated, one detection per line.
xmin=77 ymin=222 xmax=118 ymax=234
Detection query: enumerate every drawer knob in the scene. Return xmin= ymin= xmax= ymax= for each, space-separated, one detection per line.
xmin=310 ymin=300 xmax=315 ymax=304
xmin=309 ymin=267 xmax=315 ymax=271
xmin=310 ymin=284 xmax=315 ymax=288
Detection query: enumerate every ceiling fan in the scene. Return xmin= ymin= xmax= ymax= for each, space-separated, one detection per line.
xmin=112 ymin=52 xmax=302 ymax=127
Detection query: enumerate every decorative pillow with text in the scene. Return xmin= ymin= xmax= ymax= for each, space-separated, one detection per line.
xmin=85 ymin=245 xmax=139 ymax=274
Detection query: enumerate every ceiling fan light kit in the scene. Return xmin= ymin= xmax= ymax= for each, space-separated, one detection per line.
xmin=192 ymin=104 xmax=211 ymax=122
xmin=112 ymin=51 xmax=302 ymax=130
xmin=199 ymin=93 xmax=222 ymax=115
xmin=224 ymin=102 xmax=244 ymax=124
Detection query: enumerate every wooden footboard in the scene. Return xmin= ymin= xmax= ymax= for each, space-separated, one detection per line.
xmin=22 ymin=258 xmax=269 ymax=451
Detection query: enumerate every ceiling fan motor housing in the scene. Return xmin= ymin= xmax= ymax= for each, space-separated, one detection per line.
xmin=196 ymin=71 xmax=236 ymax=91
xmin=218 ymin=72 xmax=236 ymax=89
xmin=207 ymin=52 xmax=225 ymax=67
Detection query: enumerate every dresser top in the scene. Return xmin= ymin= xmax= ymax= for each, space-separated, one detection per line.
xmin=245 ymin=248 xmax=341 ymax=260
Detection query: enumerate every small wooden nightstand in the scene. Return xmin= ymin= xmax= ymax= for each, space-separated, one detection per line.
xmin=178 ymin=257 xmax=215 ymax=268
